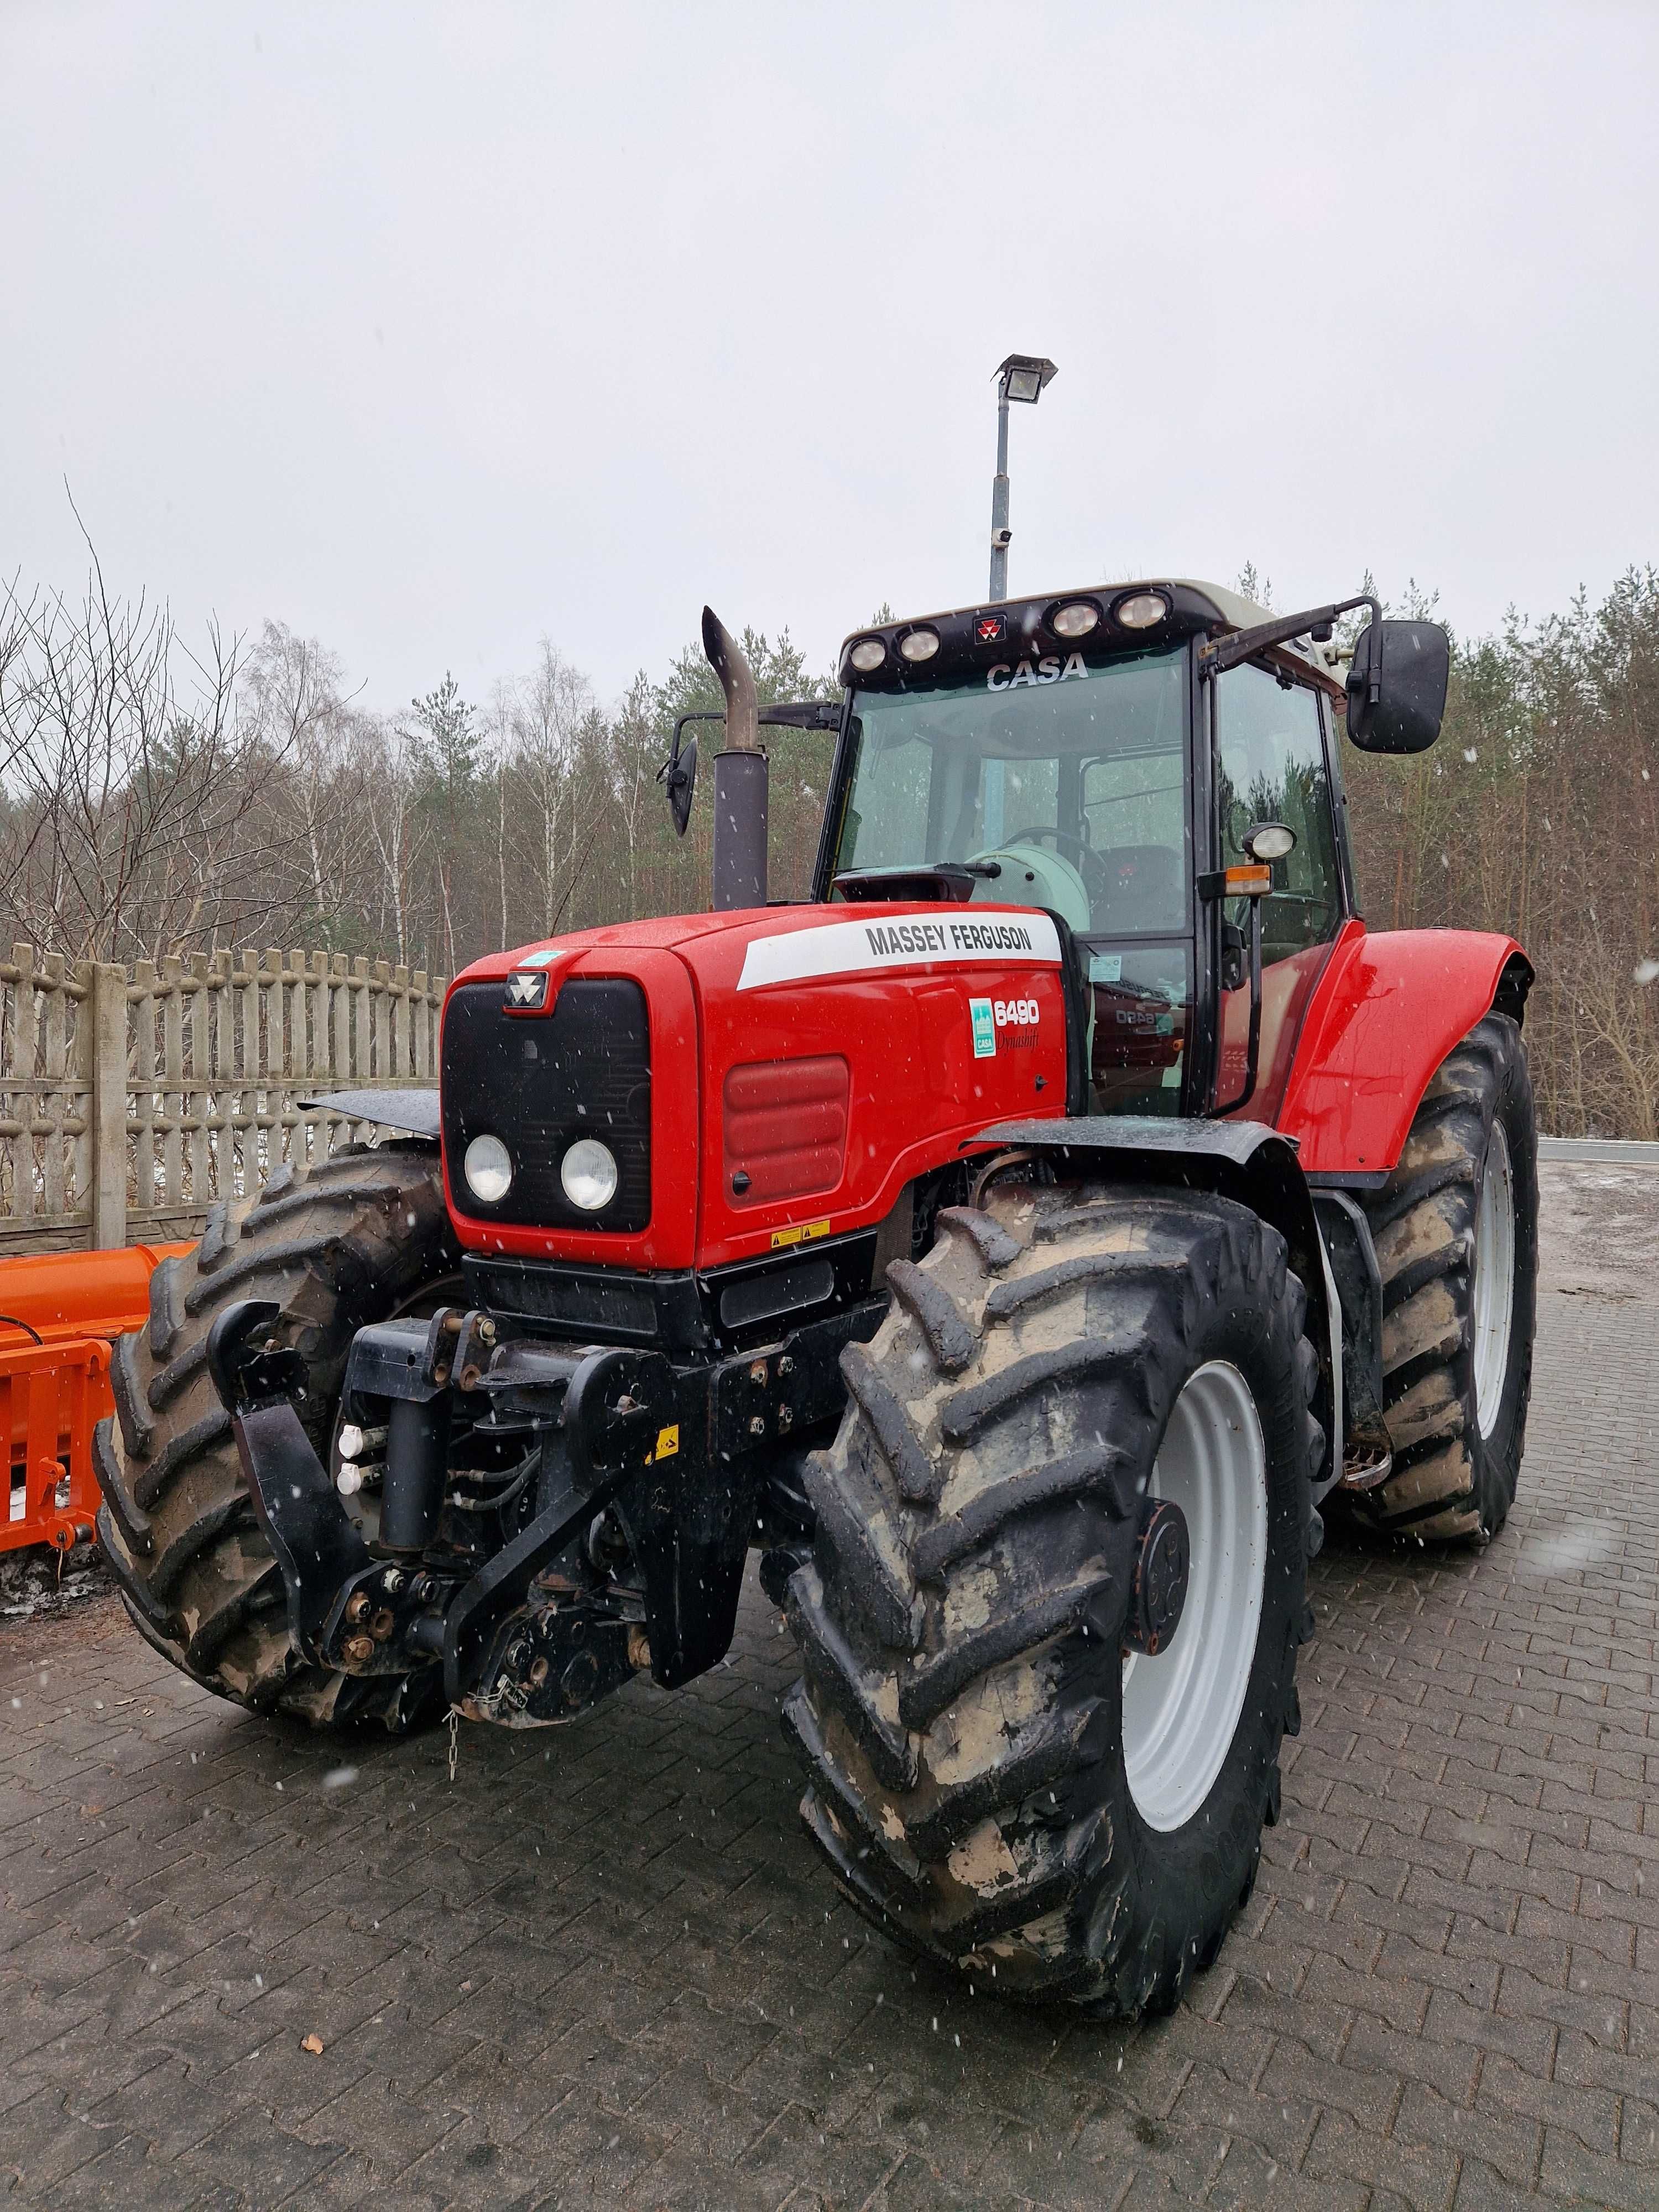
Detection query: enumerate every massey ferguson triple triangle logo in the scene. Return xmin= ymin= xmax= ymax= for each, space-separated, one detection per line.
xmin=505 ymin=970 xmax=548 ymax=1010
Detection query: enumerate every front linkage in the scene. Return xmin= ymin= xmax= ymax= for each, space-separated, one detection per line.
xmin=205 ymin=1292 xmax=883 ymax=1726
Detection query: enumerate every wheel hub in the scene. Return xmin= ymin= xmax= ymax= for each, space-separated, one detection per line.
xmin=1125 ymin=1496 xmax=1190 ymax=1656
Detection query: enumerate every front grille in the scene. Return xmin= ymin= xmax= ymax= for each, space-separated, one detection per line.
xmin=442 ymin=978 xmax=651 ymax=1232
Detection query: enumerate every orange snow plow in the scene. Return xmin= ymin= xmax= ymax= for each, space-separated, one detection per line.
xmin=1 ymin=1244 xmax=191 ymax=1555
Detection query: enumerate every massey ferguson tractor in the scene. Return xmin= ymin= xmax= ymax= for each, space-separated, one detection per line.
xmin=94 ymin=580 xmax=1536 ymax=2018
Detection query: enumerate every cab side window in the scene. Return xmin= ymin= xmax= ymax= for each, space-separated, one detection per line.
xmin=1215 ymin=664 xmax=1340 ymax=961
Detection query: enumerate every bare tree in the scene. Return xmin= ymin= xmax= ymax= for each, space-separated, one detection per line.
xmin=0 ymin=549 xmax=301 ymax=961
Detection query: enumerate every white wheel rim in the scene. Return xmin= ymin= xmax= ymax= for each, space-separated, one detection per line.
xmin=1472 ymin=1118 xmax=1516 ymax=1438
xmin=1122 ymin=1361 xmax=1268 ymax=1834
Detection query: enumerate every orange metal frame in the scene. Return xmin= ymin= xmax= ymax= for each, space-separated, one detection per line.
xmin=1 ymin=1243 xmax=191 ymax=1556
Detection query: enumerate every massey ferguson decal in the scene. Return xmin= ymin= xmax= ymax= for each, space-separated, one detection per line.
xmin=736 ymin=910 xmax=1062 ymax=990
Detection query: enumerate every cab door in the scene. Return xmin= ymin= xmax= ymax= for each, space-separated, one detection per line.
xmin=1212 ymin=661 xmax=1349 ymax=1120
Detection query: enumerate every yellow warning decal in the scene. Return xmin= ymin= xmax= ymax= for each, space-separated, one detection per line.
xmin=651 ymin=1425 xmax=680 ymax=1462
xmin=770 ymin=1219 xmax=831 ymax=1250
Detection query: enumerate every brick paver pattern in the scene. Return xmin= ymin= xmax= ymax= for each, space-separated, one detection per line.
xmin=1 ymin=1276 xmax=1655 ymax=2210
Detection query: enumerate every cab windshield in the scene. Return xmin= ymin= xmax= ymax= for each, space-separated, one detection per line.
xmin=833 ymin=645 xmax=1190 ymax=939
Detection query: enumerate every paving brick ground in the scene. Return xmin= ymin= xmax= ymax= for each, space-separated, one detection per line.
xmin=2 ymin=1165 xmax=1656 ymax=2210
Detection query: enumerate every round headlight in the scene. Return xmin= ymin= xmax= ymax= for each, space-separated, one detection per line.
xmin=561 ymin=1138 xmax=618 ymax=1213
xmin=463 ymin=1133 xmax=513 ymax=1204
xmin=1243 ymin=821 xmax=1297 ymax=863
xmin=848 ymin=637 xmax=886 ymax=674
xmin=1115 ymin=590 xmax=1171 ymax=630
xmin=1050 ymin=601 xmax=1100 ymax=640
xmin=898 ymin=628 xmax=940 ymax=663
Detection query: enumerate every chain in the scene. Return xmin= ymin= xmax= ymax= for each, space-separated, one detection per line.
xmin=447 ymin=1705 xmax=459 ymax=1784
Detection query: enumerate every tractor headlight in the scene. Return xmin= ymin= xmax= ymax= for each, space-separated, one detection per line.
xmin=898 ymin=628 xmax=940 ymax=662
xmin=463 ymin=1133 xmax=513 ymax=1204
xmin=561 ymin=1138 xmax=619 ymax=1212
xmin=847 ymin=637 xmax=886 ymax=674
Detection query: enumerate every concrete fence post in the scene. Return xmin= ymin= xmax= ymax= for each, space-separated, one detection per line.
xmin=90 ymin=962 xmax=129 ymax=1250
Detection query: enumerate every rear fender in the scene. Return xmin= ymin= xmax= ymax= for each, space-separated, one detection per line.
xmin=978 ymin=1115 xmax=1338 ymax=1486
xmin=1277 ymin=927 xmax=1532 ymax=1176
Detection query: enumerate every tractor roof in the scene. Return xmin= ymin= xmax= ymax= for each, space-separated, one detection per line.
xmin=838 ymin=579 xmax=1349 ymax=696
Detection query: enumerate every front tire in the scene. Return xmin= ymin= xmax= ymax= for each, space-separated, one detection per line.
xmin=92 ymin=1145 xmax=458 ymax=1731
xmin=784 ymin=1181 xmax=1323 ymax=2016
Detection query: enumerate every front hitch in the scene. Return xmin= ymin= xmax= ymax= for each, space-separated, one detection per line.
xmin=206 ymin=1299 xmax=376 ymax=1666
xmin=206 ymin=1298 xmax=696 ymax=1706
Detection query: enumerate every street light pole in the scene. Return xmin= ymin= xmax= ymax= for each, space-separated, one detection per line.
xmin=989 ymin=375 xmax=1011 ymax=601
xmin=987 ymin=354 xmax=1057 ymax=604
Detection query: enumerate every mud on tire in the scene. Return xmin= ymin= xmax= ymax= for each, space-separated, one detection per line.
xmin=93 ymin=1145 xmax=458 ymax=1731
xmin=1349 ymin=1013 xmax=1537 ymax=1544
xmin=784 ymin=1181 xmax=1323 ymax=2017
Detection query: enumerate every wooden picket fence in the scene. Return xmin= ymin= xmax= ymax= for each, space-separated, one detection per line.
xmin=0 ymin=946 xmax=446 ymax=1255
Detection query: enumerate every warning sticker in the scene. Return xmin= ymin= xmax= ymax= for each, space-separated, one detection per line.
xmin=770 ymin=1219 xmax=831 ymax=1250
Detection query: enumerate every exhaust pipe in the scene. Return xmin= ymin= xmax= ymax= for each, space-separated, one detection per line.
xmin=702 ymin=606 xmax=768 ymax=911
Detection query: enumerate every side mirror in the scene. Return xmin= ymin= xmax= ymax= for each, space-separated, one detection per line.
xmin=1346 ymin=619 xmax=1449 ymax=754
xmin=661 ymin=732 xmax=698 ymax=837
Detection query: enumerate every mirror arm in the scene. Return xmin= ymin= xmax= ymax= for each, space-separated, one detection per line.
xmin=658 ymin=710 xmax=726 ymax=783
xmin=1200 ymin=594 xmax=1381 ymax=693
xmin=658 ymin=698 xmax=838 ymax=782
xmin=658 ymin=696 xmax=840 ymax=841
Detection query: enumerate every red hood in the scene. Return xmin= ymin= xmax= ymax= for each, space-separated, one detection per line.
xmin=444 ymin=900 xmax=1071 ymax=1272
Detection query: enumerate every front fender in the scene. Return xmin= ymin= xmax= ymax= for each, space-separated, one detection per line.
xmin=1276 ymin=927 xmax=1530 ymax=1176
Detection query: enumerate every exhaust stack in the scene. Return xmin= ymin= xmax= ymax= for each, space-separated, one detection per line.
xmin=702 ymin=607 xmax=768 ymax=911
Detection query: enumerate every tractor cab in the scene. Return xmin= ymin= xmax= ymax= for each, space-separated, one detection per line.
xmin=794 ymin=579 xmax=1448 ymax=1125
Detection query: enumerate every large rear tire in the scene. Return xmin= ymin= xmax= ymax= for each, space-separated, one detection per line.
xmin=1349 ymin=1013 xmax=1537 ymax=1543
xmin=784 ymin=1181 xmax=1323 ymax=2017
xmin=93 ymin=1145 xmax=457 ymax=1731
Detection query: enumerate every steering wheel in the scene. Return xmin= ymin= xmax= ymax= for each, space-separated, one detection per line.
xmin=1003 ymin=824 xmax=1108 ymax=900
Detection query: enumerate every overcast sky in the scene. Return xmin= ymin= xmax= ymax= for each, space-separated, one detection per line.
xmin=6 ymin=2 xmax=1655 ymax=712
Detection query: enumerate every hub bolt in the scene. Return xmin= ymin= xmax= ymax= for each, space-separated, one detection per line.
xmin=345 ymin=1591 xmax=371 ymax=1624
xmin=382 ymin=1568 xmax=405 ymax=1594
xmin=343 ymin=1634 xmax=374 ymax=1664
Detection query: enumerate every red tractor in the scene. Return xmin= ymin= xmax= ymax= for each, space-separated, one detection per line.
xmin=95 ymin=580 xmax=1536 ymax=2017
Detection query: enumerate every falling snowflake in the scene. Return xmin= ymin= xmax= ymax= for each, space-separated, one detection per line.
xmin=1463 ymin=747 xmax=1478 ymax=763
xmin=1636 ymin=959 xmax=1659 ymax=987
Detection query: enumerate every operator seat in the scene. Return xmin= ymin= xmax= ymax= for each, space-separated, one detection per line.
xmin=1094 ymin=844 xmax=1185 ymax=933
